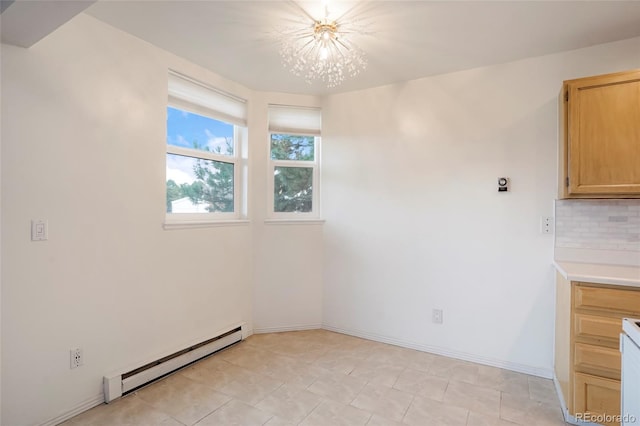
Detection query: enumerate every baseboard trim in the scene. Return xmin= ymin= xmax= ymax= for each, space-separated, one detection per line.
xmin=553 ymin=374 xmax=572 ymax=424
xmin=39 ymin=393 xmax=104 ymax=426
xmin=36 ymin=324 xmax=552 ymax=425
xmin=253 ymin=323 xmax=322 ymax=334
xmin=322 ymin=324 xmax=553 ymax=379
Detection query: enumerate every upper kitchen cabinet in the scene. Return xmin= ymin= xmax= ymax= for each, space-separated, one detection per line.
xmin=559 ymin=69 xmax=640 ymax=198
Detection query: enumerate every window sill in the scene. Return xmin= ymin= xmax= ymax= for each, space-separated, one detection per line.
xmin=264 ymin=219 xmax=325 ymax=226
xmin=163 ymin=219 xmax=250 ymax=230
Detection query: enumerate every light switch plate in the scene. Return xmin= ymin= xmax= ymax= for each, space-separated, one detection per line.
xmin=31 ymin=220 xmax=48 ymax=241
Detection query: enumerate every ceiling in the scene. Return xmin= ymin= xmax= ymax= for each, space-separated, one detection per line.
xmin=6 ymin=1 xmax=640 ymax=95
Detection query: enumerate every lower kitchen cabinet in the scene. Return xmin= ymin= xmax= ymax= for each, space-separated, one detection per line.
xmin=574 ymin=372 xmax=621 ymax=426
xmin=555 ymin=272 xmax=640 ymax=426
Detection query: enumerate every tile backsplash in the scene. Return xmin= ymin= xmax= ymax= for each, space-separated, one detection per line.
xmin=555 ymin=199 xmax=640 ymax=252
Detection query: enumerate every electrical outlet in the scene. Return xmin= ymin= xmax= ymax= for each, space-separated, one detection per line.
xmin=70 ymin=348 xmax=83 ymax=369
xmin=432 ymin=309 xmax=443 ymax=324
xmin=540 ymin=216 xmax=554 ymax=235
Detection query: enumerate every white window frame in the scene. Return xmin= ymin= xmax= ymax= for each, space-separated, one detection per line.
xmin=267 ymin=132 xmax=321 ymax=220
xmin=164 ymin=71 xmax=248 ymax=228
xmin=267 ymin=105 xmax=321 ymax=221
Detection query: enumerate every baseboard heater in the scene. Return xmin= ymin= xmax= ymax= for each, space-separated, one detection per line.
xmin=103 ymin=326 xmax=242 ymax=402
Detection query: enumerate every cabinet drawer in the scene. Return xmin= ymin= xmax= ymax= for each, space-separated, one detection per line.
xmin=574 ymin=285 xmax=640 ymax=315
xmin=573 ymin=372 xmax=621 ymax=426
xmin=574 ymin=343 xmax=621 ymax=378
xmin=574 ymin=314 xmax=622 ymax=343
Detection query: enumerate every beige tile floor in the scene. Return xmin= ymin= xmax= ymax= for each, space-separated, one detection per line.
xmin=62 ymin=330 xmax=568 ymax=426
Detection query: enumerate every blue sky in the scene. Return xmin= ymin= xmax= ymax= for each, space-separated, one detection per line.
xmin=167 ymin=106 xmax=233 ymax=153
xmin=166 ymin=106 xmax=234 ymax=185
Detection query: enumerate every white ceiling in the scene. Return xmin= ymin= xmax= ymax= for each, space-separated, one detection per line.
xmin=84 ymin=1 xmax=640 ymax=95
xmin=9 ymin=1 xmax=640 ymax=95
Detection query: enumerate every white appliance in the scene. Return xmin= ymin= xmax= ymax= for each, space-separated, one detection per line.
xmin=621 ymin=318 xmax=640 ymax=426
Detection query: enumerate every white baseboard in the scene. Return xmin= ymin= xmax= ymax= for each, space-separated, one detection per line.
xmin=39 ymin=393 xmax=104 ymax=426
xmin=322 ymin=324 xmax=554 ymax=379
xmin=253 ymin=323 xmax=322 ymax=334
xmin=38 ymin=324 xmax=553 ymax=426
xmin=553 ymin=374 xmax=573 ymax=424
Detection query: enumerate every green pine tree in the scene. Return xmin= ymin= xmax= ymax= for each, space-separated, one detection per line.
xmin=165 ymin=179 xmax=182 ymax=213
xmin=192 ymin=138 xmax=234 ymax=212
xmin=271 ymin=134 xmax=314 ymax=212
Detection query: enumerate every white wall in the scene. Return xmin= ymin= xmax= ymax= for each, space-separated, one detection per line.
xmin=1 ymin=12 xmax=325 ymax=425
xmin=321 ymin=37 xmax=640 ymax=375
xmin=0 ymin=33 xmax=3 ymax=421
xmin=252 ymin=223 xmax=324 ymax=332
xmin=249 ymin=92 xmax=324 ymax=333
xmin=0 ymin=15 xmax=258 ymax=426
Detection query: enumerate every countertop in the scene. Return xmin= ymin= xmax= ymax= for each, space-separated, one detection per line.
xmin=554 ymin=260 xmax=640 ymax=287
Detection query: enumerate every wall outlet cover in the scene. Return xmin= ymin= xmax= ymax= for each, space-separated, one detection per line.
xmin=70 ymin=348 xmax=83 ymax=369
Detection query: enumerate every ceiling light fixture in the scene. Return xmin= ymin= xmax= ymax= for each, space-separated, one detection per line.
xmin=278 ymin=1 xmax=367 ymax=88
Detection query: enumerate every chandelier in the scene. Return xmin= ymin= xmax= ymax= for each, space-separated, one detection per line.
xmin=279 ymin=1 xmax=367 ymax=88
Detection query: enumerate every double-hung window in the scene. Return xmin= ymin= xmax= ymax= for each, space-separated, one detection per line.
xmin=165 ymin=71 xmax=247 ymax=225
xmin=267 ymin=105 xmax=321 ymax=219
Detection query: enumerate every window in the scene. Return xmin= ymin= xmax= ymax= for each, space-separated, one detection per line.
xmin=165 ymin=71 xmax=247 ymax=225
xmin=268 ymin=105 xmax=321 ymax=219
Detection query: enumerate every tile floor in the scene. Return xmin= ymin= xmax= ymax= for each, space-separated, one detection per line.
xmin=62 ymin=330 xmax=568 ymax=426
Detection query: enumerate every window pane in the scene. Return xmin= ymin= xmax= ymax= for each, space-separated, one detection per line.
xmin=167 ymin=106 xmax=234 ymax=155
xmin=166 ymin=153 xmax=234 ymax=213
xmin=274 ymin=166 xmax=313 ymax=213
xmin=270 ymin=134 xmax=314 ymax=161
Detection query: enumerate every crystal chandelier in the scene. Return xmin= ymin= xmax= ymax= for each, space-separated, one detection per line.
xmin=279 ymin=1 xmax=367 ymax=88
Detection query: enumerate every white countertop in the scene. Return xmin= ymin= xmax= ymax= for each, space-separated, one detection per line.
xmin=554 ymin=260 xmax=640 ymax=287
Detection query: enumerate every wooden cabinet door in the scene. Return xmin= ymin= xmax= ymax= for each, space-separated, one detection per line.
xmin=564 ymin=69 xmax=640 ymax=197
xmin=573 ymin=372 xmax=621 ymax=426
